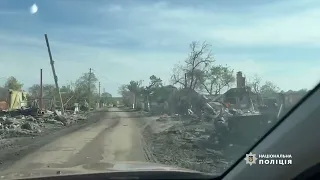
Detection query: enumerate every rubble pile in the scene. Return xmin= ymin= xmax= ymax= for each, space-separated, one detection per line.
xmin=142 ymin=101 xmax=268 ymax=174
xmin=0 ymin=111 xmax=87 ymax=139
xmin=142 ymin=114 xmax=232 ymax=174
xmin=139 ymin=73 xmax=283 ymax=173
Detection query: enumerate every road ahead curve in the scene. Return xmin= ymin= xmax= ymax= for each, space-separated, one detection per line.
xmin=2 ymin=108 xmax=147 ymax=174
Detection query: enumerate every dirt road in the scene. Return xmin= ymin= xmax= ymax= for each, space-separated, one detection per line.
xmin=1 ymin=108 xmax=148 ymax=174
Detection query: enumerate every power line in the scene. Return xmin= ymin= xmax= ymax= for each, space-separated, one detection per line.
xmin=91 ymin=69 xmax=123 ymax=86
xmin=91 ymin=69 xmax=112 ymax=82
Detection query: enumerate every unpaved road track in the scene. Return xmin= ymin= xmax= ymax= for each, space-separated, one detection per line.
xmin=1 ymin=108 xmax=148 ymax=175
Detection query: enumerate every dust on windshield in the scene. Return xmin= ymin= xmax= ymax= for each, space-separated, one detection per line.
xmin=0 ymin=0 xmax=319 ymax=178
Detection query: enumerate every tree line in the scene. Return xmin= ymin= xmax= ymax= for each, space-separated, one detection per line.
xmin=2 ymin=73 xmax=113 ymax=110
xmin=2 ymin=41 xmax=308 ymax=110
xmin=118 ymin=41 xmax=308 ymax=108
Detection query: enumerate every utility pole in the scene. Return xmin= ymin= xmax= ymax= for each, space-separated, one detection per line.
xmin=98 ymin=82 xmax=101 ymax=108
xmin=44 ymin=34 xmax=65 ymax=115
xmin=99 ymin=82 xmax=101 ymax=97
xmin=88 ymin=68 xmax=92 ymax=108
xmin=40 ymin=69 xmax=43 ymax=112
xmin=184 ymin=73 xmax=187 ymax=89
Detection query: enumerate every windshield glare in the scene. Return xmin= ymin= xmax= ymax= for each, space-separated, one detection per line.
xmin=0 ymin=0 xmax=319 ymax=178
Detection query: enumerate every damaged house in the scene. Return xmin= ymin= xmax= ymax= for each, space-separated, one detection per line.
xmin=0 ymin=87 xmax=28 ymax=111
xmin=208 ymin=71 xmax=259 ymax=111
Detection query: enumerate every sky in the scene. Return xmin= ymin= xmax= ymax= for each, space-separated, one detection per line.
xmin=0 ymin=0 xmax=319 ymax=96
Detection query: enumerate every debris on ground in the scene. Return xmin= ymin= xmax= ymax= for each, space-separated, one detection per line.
xmin=141 ymin=99 xmax=278 ymax=174
xmin=0 ymin=110 xmax=88 ymax=139
xmin=142 ymin=114 xmax=231 ymax=174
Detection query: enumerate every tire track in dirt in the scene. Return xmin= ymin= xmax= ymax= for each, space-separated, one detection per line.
xmin=63 ymin=118 xmax=120 ymax=167
xmin=1 ymin=108 xmax=153 ymax=176
xmin=0 ymin=110 xmax=108 ymax=171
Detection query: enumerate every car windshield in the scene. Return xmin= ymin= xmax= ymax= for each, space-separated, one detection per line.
xmin=1 ymin=0 xmax=320 ymax=178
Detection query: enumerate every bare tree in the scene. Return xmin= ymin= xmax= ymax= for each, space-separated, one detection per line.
xmin=248 ymin=74 xmax=280 ymax=97
xmin=118 ymin=84 xmax=131 ymax=106
xmin=260 ymin=81 xmax=280 ymax=97
xmin=171 ymin=41 xmax=214 ymax=90
xmin=118 ymin=84 xmax=129 ymax=97
xmin=74 ymin=72 xmax=98 ymax=107
xmin=171 ymin=63 xmax=187 ymax=88
xmin=247 ymin=74 xmax=262 ymax=94
xmin=28 ymin=84 xmax=55 ymax=98
xmin=201 ymin=64 xmax=235 ymax=95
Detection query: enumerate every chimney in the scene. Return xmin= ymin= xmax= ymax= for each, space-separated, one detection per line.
xmin=236 ymin=71 xmax=242 ymax=88
xmin=236 ymin=71 xmax=246 ymax=88
xmin=242 ymin=76 xmax=246 ymax=87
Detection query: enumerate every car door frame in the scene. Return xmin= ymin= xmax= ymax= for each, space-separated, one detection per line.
xmin=221 ymin=83 xmax=320 ymax=179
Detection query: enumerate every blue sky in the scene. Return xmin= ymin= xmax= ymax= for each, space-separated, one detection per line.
xmin=0 ymin=0 xmax=319 ymax=96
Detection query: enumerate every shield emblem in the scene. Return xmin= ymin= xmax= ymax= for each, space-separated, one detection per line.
xmin=248 ymin=156 xmax=253 ymax=162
